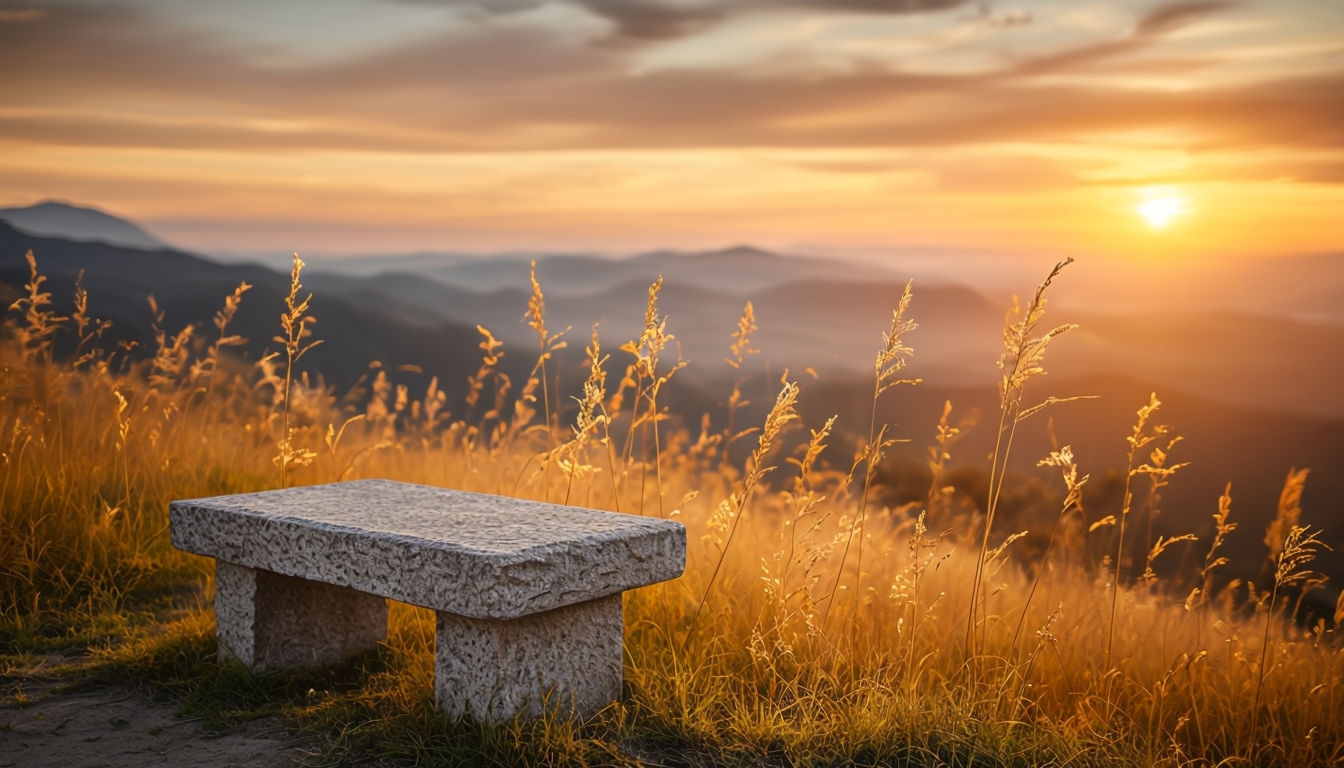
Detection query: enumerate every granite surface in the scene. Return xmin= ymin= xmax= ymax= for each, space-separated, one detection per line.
xmin=435 ymin=594 xmax=623 ymax=722
xmin=170 ymin=479 xmax=686 ymax=619
xmin=215 ymin=562 xmax=388 ymax=672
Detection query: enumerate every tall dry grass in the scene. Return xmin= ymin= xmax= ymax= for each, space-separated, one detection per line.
xmin=1 ymin=249 xmax=1341 ymax=765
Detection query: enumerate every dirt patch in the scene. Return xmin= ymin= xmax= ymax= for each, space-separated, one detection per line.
xmin=1 ymin=669 xmax=313 ymax=768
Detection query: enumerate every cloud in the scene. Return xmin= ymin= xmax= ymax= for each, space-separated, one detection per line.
xmin=1135 ymin=1 xmax=1240 ymax=38
xmin=7 ymin=61 xmax=1341 ymax=159
xmin=968 ymin=5 xmax=1032 ymax=29
xmin=586 ymin=0 xmax=977 ymax=42
xmin=0 ymin=3 xmax=260 ymax=102
xmin=1003 ymin=0 xmax=1240 ymax=77
xmin=2 ymin=0 xmax=1340 ymax=166
xmin=432 ymin=0 xmax=727 ymax=42
xmin=387 ymin=1 xmax=1230 ymax=63
xmin=789 ymin=0 xmax=969 ymax=12
xmin=784 ymin=153 xmax=1080 ymax=192
xmin=0 ymin=8 xmax=47 ymax=22
xmin=1082 ymin=154 xmax=1344 ymax=186
xmin=577 ymin=0 xmax=727 ymax=42
xmin=397 ymin=0 xmax=975 ymax=44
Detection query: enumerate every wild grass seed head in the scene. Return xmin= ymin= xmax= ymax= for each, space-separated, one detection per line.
xmin=876 ymin=280 xmax=920 ymax=396
xmin=1265 ymin=467 xmax=1310 ymax=563
xmin=8 ymin=251 xmax=67 ymax=362
xmin=998 ymin=258 xmax=1076 ymax=409
xmin=726 ymin=301 xmax=759 ymax=370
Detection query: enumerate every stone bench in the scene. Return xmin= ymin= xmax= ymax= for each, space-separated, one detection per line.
xmin=169 ymin=479 xmax=685 ymax=722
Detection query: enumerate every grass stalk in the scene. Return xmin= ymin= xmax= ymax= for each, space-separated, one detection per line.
xmin=825 ymin=280 xmax=917 ymax=637
xmin=272 ymin=253 xmax=322 ymax=487
xmin=1251 ymin=523 xmax=1329 ymax=754
xmin=966 ymin=258 xmax=1075 ymax=658
xmin=683 ymin=379 xmax=799 ymax=650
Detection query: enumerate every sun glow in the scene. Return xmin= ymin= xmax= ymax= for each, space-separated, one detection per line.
xmin=1136 ymin=191 xmax=1188 ymax=229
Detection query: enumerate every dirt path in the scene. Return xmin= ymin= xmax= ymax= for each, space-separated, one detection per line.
xmin=1 ymin=666 xmax=313 ymax=768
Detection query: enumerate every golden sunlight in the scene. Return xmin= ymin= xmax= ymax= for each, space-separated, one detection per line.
xmin=1136 ymin=190 xmax=1188 ymax=230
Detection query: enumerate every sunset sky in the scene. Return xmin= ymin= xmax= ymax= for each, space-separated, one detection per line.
xmin=2 ymin=0 xmax=1341 ymax=262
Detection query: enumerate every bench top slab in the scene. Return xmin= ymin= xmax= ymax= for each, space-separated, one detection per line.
xmin=170 ymin=479 xmax=685 ymax=619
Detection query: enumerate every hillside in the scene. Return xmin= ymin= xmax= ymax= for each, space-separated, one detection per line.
xmin=0 ymin=223 xmax=532 ymax=404
xmin=4 ymin=218 xmax=1343 ymax=767
xmin=0 ymin=201 xmax=166 ymax=251
xmin=4 ymin=220 xmax=1341 ymax=589
xmin=307 ymin=261 xmax=1344 ymax=420
xmin=789 ymin=370 xmax=1344 ymax=592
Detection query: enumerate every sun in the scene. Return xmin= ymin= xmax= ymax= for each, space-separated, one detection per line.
xmin=1135 ymin=192 xmax=1188 ymax=230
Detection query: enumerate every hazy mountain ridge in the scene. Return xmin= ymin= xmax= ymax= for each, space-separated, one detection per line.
xmin=306 ymin=267 xmax=1007 ymax=385
xmin=1054 ymin=310 xmax=1344 ymax=419
xmin=0 ymin=222 xmax=534 ymax=401
xmin=251 ymin=247 xmax=1344 ymax=326
xmin=0 ymin=201 xmax=166 ymax=251
xmin=305 ymin=260 xmax=1344 ymax=420
xmin=2 ymin=220 xmax=1341 ymax=586
xmin=307 ymin=244 xmax=886 ymax=299
xmin=5 ymin=203 xmax=1341 ymax=418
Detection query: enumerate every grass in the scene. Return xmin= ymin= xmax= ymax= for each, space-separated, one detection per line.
xmin=2 ymin=248 xmax=1342 ymax=766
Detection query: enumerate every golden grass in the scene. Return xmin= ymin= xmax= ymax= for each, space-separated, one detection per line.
xmin=2 ymin=249 xmax=1341 ymax=766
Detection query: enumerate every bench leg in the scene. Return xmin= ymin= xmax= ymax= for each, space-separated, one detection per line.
xmin=214 ymin=561 xmax=389 ymax=673
xmin=434 ymin=593 xmax=623 ymax=723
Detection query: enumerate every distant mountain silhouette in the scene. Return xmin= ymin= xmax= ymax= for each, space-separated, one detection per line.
xmin=300 ymin=247 xmax=1344 ymax=328
xmin=30 ymin=214 xmax=1322 ymax=420
xmin=36 ymin=197 xmax=1337 ymax=325
xmin=0 ymin=222 xmax=535 ymax=406
xmin=308 ymin=269 xmax=1003 ymax=381
xmin=309 ymin=245 xmax=894 ymax=299
xmin=307 ymin=261 xmax=1344 ymax=420
xmin=3 ymin=221 xmax=1341 ymax=591
xmin=0 ymin=201 xmax=165 ymax=251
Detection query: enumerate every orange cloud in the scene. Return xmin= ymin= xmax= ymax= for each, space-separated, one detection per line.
xmin=0 ymin=0 xmax=1338 ymax=256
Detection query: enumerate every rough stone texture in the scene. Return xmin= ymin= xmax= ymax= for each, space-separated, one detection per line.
xmin=171 ymin=479 xmax=686 ymax=619
xmin=435 ymin=594 xmax=622 ymax=722
xmin=215 ymin=561 xmax=388 ymax=672
xmin=169 ymin=479 xmax=686 ymax=720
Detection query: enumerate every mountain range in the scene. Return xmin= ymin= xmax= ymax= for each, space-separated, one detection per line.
xmin=300 ymin=257 xmax=1344 ymax=422
xmin=2 ymin=201 xmax=1340 ymax=588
